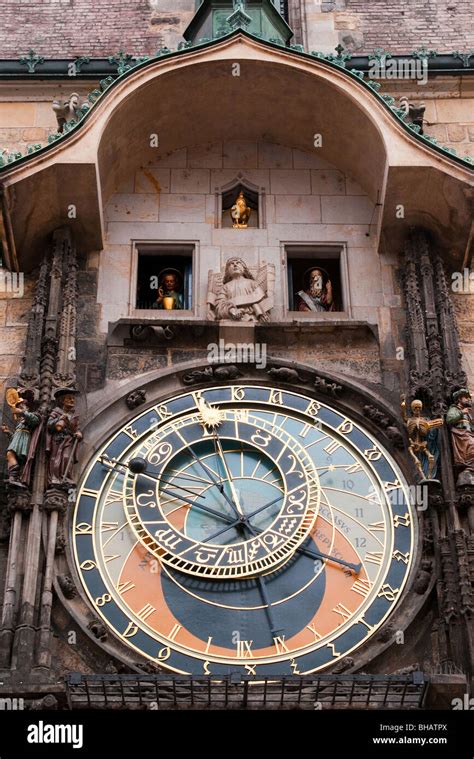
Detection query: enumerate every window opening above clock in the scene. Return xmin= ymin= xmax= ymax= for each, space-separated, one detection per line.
xmin=135 ymin=244 xmax=194 ymax=311
xmin=286 ymin=245 xmax=343 ymax=313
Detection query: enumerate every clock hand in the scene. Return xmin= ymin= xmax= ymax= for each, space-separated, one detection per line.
xmin=294 ymin=540 xmax=362 ymax=574
xmin=99 ymin=456 xmax=207 ymax=500
xmin=238 ymin=519 xmax=284 ymax=638
xmin=183 ymin=441 xmax=245 ymax=522
xmin=247 ymin=524 xmax=361 ymax=574
xmin=99 ymin=456 xmax=233 ymax=524
xmin=212 ymin=432 xmax=245 ymax=519
xmin=177 ymin=515 xmax=242 ymax=554
xmin=159 ymin=485 xmax=233 ymax=524
xmin=143 ymin=473 xmax=235 ymax=524
xmin=244 ymin=493 xmax=284 ymax=521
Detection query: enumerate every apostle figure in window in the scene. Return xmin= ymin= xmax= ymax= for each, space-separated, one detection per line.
xmin=154 ymin=269 xmax=183 ymax=310
xmin=296 ymin=267 xmax=335 ymax=312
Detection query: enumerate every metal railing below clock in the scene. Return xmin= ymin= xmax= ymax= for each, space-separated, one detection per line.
xmin=65 ymin=672 xmax=429 ymax=710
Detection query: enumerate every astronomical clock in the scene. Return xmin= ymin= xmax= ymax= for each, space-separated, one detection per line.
xmin=72 ymin=384 xmax=415 ymax=676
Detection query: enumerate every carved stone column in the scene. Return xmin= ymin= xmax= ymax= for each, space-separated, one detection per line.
xmin=36 ymin=489 xmax=68 ymax=671
xmin=36 ymin=228 xmax=78 ymax=673
xmin=402 ymin=231 xmax=430 ymax=401
xmin=11 ymin=228 xmax=74 ymax=675
xmin=402 ymin=227 xmax=473 ymax=684
xmin=0 ymin=493 xmax=32 ymax=666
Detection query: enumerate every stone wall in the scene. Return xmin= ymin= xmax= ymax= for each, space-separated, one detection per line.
xmin=0 ymin=274 xmax=34 ymax=385
xmin=383 ymin=77 xmax=474 ymax=161
xmin=97 ymin=139 xmax=402 ymax=387
xmin=0 ymin=77 xmax=473 ymax=163
xmin=453 ymin=292 xmax=474 ymax=389
xmin=296 ymin=0 xmax=474 ymax=54
xmin=0 ymin=83 xmax=93 ymax=156
xmin=0 ymin=0 xmax=472 ymax=58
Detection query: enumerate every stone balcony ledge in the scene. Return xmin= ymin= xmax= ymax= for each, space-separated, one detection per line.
xmin=108 ymin=316 xmax=379 ymax=347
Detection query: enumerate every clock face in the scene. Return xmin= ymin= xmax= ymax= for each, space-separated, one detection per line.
xmin=72 ymin=384 xmax=416 ymax=676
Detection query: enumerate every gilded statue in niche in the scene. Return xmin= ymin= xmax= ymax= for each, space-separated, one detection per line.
xmin=230 ymin=192 xmax=252 ymax=229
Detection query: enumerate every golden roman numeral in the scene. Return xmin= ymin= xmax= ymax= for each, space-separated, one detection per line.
xmin=101 ymin=521 xmax=119 ymax=533
xmin=368 ymin=521 xmax=385 ymax=535
xmin=117 ymin=580 xmax=135 ymax=595
xmin=333 ymin=603 xmax=352 ymax=622
xmin=324 ymin=440 xmax=342 ymax=456
xmin=299 ymin=423 xmax=312 ymax=438
xmin=351 ymin=578 xmax=373 ymax=597
xmin=104 ymin=490 xmax=123 ymax=506
xmin=236 ymin=640 xmax=254 ymax=658
xmin=306 ymin=624 xmax=322 ymax=641
xmin=234 ymin=409 xmax=249 ymax=423
xmin=245 ymin=664 xmax=256 ymax=675
xmin=365 ymin=551 xmax=383 ymax=566
xmin=104 ymin=554 xmax=120 ymax=564
xmin=345 ymin=462 xmax=362 ymax=473
xmin=136 ymin=604 xmax=155 ymax=622
xmin=273 ymin=636 xmax=290 ymax=654
xmin=168 ymin=624 xmax=182 ymax=641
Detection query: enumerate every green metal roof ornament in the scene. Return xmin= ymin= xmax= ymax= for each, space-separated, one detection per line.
xmin=227 ymin=2 xmax=252 ymax=31
xmin=183 ymin=0 xmax=293 ymax=46
xmin=19 ymin=50 xmax=45 ymax=74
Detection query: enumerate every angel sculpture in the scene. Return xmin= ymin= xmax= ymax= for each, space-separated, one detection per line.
xmin=207 ymin=257 xmax=275 ymax=323
xmin=230 ymin=191 xmax=252 ymax=229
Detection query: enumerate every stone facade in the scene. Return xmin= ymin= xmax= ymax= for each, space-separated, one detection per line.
xmin=0 ymin=0 xmax=472 ymax=57
xmin=299 ymin=0 xmax=474 ymax=54
xmin=0 ymin=1 xmax=472 ymax=712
